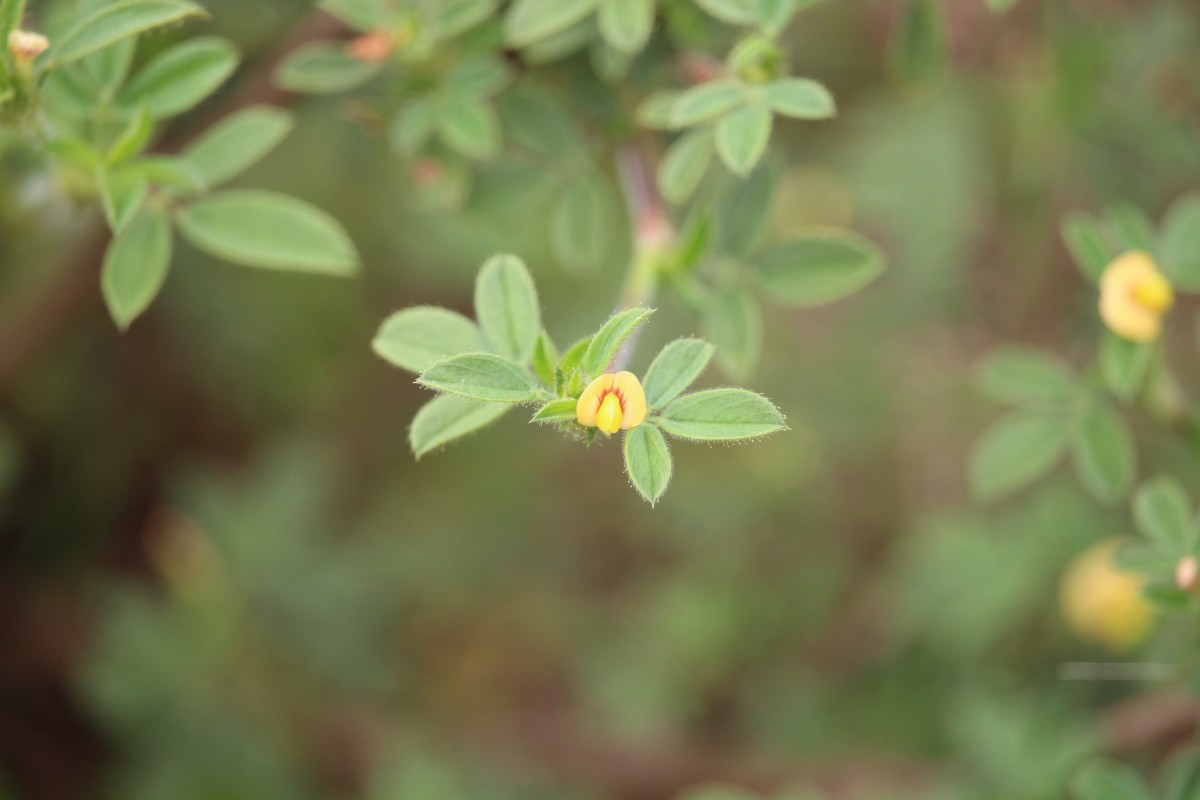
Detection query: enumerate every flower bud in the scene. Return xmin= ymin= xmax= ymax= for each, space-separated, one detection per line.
xmin=7 ymin=29 xmax=48 ymax=61
xmin=1176 ymin=555 xmax=1198 ymax=593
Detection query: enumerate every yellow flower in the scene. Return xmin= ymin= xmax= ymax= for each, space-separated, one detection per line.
xmin=1059 ymin=539 xmax=1154 ymax=652
xmin=576 ymin=371 xmax=647 ymax=435
xmin=1099 ymin=251 xmax=1174 ymax=342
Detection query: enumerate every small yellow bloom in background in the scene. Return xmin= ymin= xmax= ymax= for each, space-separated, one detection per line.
xmin=576 ymin=371 xmax=647 ymax=435
xmin=1059 ymin=538 xmax=1154 ymax=652
xmin=7 ymin=29 xmax=49 ymax=61
xmin=1099 ymin=251 xmax=1174 ymax=342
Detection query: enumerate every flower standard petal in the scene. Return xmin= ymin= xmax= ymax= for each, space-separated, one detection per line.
xmin=613 ymin=371 xmax=647 ymax=430
xmin=1099 ymin=251 xmax=1173 ymax=342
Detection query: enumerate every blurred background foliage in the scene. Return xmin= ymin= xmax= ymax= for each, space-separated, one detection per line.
xmin=2 ymin=0 xmax=1200 ymax=798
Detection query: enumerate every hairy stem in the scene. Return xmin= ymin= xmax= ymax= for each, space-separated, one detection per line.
xmin=610 ymin=140 xmax=672 ymax=373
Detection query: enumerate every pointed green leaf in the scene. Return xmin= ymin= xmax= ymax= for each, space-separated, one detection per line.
xmin=1071 ymin=760 xmax=1152 ymax=800
xmin=101 ymin=208 xmax=172 ymax=330
xmin=182 ymin=105 xmax=294 ymax=188
xmin=765 ymin=78 xmax=835 ymax=119
xmin=532 ymin=331 xmax=558 ymax=388
xmin=658 ymin=129 xmax=714 ymax=205
xmin=504 ymin=0 xmax=599 ymax=48
xmin=583 ymin=307 xmax=654 ymax=377
xmin=550 ymin=169 xmax=617 ymax=274
xmin=410 ymin=395 xmax=510 ymax=459
xmin=975 ymin=347 xmax=1078 ymax=406
xmin=969 ymin=412 xmax=1068 ymax=502
xmin=390 ymin=98 xmax=437 ymax=155
xmin=642 ymin=338 xmax=714 ymax=409
xmin=437 ymin=0 xmax=500 ymax=37
xmin=1062 ymin=211 xmax=1116 ymax=284
xmin=716 ymin=104 xmax=771 ymax=176
xmin=372 ymin=306 xmax=485 ymax=373
xmin=531 ymin=398 xmax=577 ymax=423
xmin=624 ymin=424 xmax=672 ymax=505
xmin=889 ymin=0 xmax=944 ymax=87
xmin=98 ymin=170 xmax=148 ymax=233
xmin=703 ymin=286 xmax=761 ymax=380
xmin=274 ymin=41 xmax=380 ymax=94
xmin=118 ymin=36 xmax=239 ymax=118
xmin=417 ymin=353 xmax=539 ymax=402
xmin=106 ymin=105 xmax=153 ymax=166
xmin=474 ymin=254 xmax=540 ymax=364
xmin=1072 ymin=405 xmax=1135 ymax=505
xmin=756 ymin=233 xmax=885 ymax=306
xmin=1133 ymin=476 xmax=1193 ymax=555
xmin=438 ymin=95 xmax=501 ymax=160
xmin=659 ymin=388 xmax=785 ymax=441
xmin=598 ymin=0 xmax=653 ymax=53
xmin=670 ymin=81 xmax=746 ymax=128
xmin=49 ymin=1 xmax=208 ymax=66
xmin=1160 ymin=192 xmax=1200 ymax=290
xmin=176 ymin=189 xmax=358 ymax=275
xmin=1100 ymin=333 xmax=1153 ymax=401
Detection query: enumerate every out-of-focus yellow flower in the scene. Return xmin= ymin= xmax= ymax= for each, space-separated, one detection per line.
xmin=1099 ymin=251 xmax=1174 ymax=342
xmin=576 ymin=371 xmax=647 ymax=435
xmin=7 ymin=29 xmax=49 ymax=61
xmin=1059 ymin=539 xmax=1154 ymax=652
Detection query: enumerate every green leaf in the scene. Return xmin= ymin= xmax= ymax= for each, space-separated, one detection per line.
xmin=83 ymin=37 xmax=135 ymax=91
xmin=532 ymin=331 xmax=558 ymax=388
xmin=417 ymin=353 xmax=540 ymax=402
xmin=550 ymin=170 xmax=617 ymax=274
xmin=499 ymin=87 xmax=579 ymax=156
xmin=437 ymin=0 xmax=499 ymax=38
xmin=531 ymin=398 xmax=577 ymax=423
xmin=1162 ymin=749 xmax=1200 ymax=800
xmin=659 ymin=388 xmax=785 ymax=441
xmin=635 ymin=90 xmax=680 ymax=130
xmin=372 ymin=306 xmax=486 ymax=373
xmin=49 ymin=1 xmax=208 ymax=67
xmin=764 ymin=78 xmax=836 ymax=119
xmin=983 ymin=0 xmax=1018 ymax=11
xmin=889 ymin=0 xmax=944 ymax=88
xmin=974 ymin=347 xmax=1077 ymax=406
xmin=583 ymin=307 xmax=654 ymax=377
xmin=694 ymin=0 xmax=757 ymax=25
xmin=444 ymin=56 xmax=513 ymax=98
xmin=118 ymin=37 xmax=239 ymax=118
xmin=642 ymin=338 xmax=714 ymax=409
xmin=1062 ymin=211 xmax=1116 ymax=283
xmin=715 ymin=104 xmax=771 ymax=177
xmin=624 ymin=424 xmax=672 ymax=505
xmin=176 ymin=190 xmax=358 ymax=275
xmin=122 ymin=155 xmax=206 ymax=192
xmin=475 ymin=254 xmax=540 ymax=364
xmin=100 ymin=208 xmax=172 ymax=330
xmin=410 ymin=395 xmax=510 ymax=459
xmin=98 ymin=170 xmax=147 ymax=233
xmin=106 ymin=104 xmax=153 ymax=166
xmin=559 ymin=336 xmax=590 ymax=375
xmin=274 ymin=41 xmax=380 ymax=94
xmin=389 ymin=98 xmax=437 ymax=156
xmin=1159 ymin=192 xmax=1200 ymax=290
xmin=670 ymin=81 xmax=746 ymax=128
xmin=756 ymin=233 xmax=885 ymax=306
xmin=703 ymin=286 xmax=762 ymax=380
xmin=438 ymin=95 xmax=501 ymax=160
xmin=1072 ymin=760 xmax=1152 ymax=800
xmin=319 ymin=0 xmax=391 ymax=29
xmin=1133 ymin=476 xmax=1193 ymax=555
xmin=1 ymin=0 xmax=27 ymax=41
xmin=1105 ymin=203 xmax=1155 ymax=254
xmin=1072 ymin=405 xmax=1135 ymax=505
xmin=522 ymin=17 xmax=596 ymax=64
xmin=504 ymin=0 xmax=600 ymax=48
xmin=658 ymin=129 xmax=714 ymax=206
xmin=181 ymin=105 xmax=294 ymax=188
xmin=598 ymin=0 xmax=653 ymax=53
xmin=969 ymin=412 xmax=1068 ymax=502
xmin=1100 ymin=333 xmax=1153 ymax=402
xmin=715 ymin=166 xmax=773 ymax=256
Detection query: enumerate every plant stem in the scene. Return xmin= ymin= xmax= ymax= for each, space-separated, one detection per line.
xmin=610 ymin=140 xmax=673 ymax=372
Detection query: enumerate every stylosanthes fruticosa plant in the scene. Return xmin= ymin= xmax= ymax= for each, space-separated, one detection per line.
xmin=373 ymin=254 xmax=785 ymax=505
